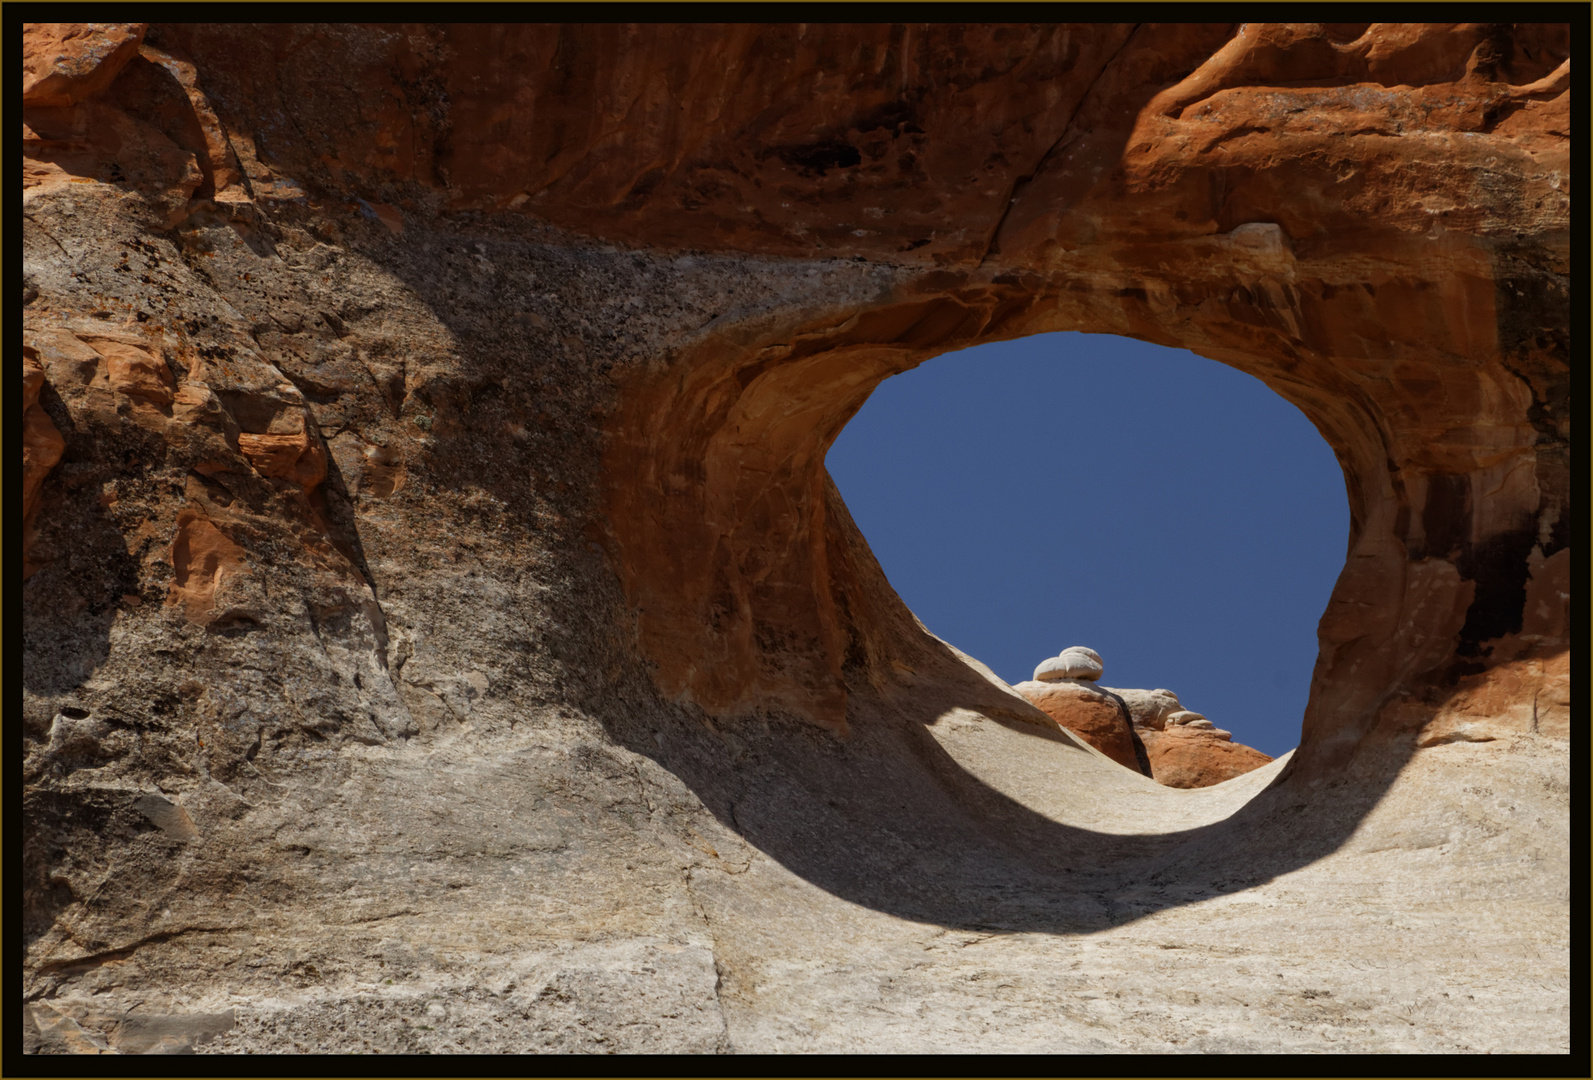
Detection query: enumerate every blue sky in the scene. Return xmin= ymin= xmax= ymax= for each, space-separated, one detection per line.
xmin=825 ymin=331 xmax=1348 ymax=759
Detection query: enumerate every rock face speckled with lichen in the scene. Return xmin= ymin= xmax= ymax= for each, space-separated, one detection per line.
xmin=22 ymin=23 xmax=1569 ymax=1054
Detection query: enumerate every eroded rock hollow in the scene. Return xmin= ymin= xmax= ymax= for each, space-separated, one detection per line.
xmin=22 ymin=23 xmax=1569 ymax=1054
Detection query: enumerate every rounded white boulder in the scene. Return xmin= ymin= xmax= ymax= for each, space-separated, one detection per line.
xmin=1032 ymin=656 xmax=1072 ymax=682
xmin=1055 ymin=646 xmax=1104 ymax=681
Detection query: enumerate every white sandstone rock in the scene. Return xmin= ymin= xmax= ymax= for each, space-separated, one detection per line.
xmin=1032 ymin=656 xmax=1072 ymax=682
xmin=1106 ymin=687 xmax=1182 ymax=730
xmin=1165 ymin=710 xmax=1208 ymax=726
xmin=1032 ymin=647 xmax=1104 ymax=682
xmin=1054 ymin=646 xmax=1104 ymax=681
xmin=1014 ymin=677 xmax=1113 ymax=700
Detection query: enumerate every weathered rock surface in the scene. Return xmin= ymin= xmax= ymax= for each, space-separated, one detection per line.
xmin=20 ymin=22 xmax=1569 ymax=1055
xmin=1083 ymin=687 xmax=1277 ymax=789
xmin=1137 ymin=725 xmax=1278 ymax=790
xmin=1105 ymin=687 xmax=1183 ymax=731
xmin=26 ymin=1000 xmax=233 ymax=1055
xmin=21 ymin=23 xmax=147 ymax=108
xmin=1012 ymin=679 xmax=1147 ymax=775
xmin=22 ymin=351 xmax=67 ymax=578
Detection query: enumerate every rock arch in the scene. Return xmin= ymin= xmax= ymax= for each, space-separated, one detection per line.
xmin=589 ymin=24 xmax=1569 ymax=774
xmin=21 ymin=22 xmax=1569 ymax=1052
xmin=23 ymin=16 xmax=1570 ymax=780
xmin=21 ymin=12 xmax=1571 ymax=824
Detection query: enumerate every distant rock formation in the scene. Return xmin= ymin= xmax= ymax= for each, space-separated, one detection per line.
xmin=1017 ymin=650 xmax=1274 ymax=788
xmin=1013 ymin=677 xmax=1147 ymax=774
xmin=1121 ymin=697 xmax=1275 ymax=788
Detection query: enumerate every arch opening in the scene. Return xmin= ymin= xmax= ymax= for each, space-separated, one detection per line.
xmin=824 ymin=330 xmax=1349 ymax=767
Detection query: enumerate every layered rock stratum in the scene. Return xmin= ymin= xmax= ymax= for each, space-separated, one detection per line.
xmin=21 ymin=23 xmax=1570 ymax=1054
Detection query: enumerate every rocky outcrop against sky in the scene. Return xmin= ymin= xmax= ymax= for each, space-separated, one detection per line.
xmin=1015 ymin=651 xmax=1277 ymax=789
xmin=21 ymin=23 xmax=1569 ymax=1054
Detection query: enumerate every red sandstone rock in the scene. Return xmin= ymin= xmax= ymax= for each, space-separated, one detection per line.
xmin=236 ymin=428 xmax=327 ymax=493
xmin=170 ymin=383 xmax=223 ymax=427
xmin=1019 ymin=675 xmax=1275 ymax=788
xmin=88 ymin=337 xmax=175 ymax=407
xmin=166 ymin=508 xmax=248 ymax=625
xmin=21 ymin=23 xmax=146 ymax=107
xmin=22 ymin=99 xmax=204 ymax=224
xmin=122 ymin=41 xmax=246 ymax=202
xmin=1402 ymin=649 xmax=1571 ymax=746
xmin=1137 ymin=727 xmax=1275 ymax=789
xmin=1015 ymin=681 xmax=1145 ymax=775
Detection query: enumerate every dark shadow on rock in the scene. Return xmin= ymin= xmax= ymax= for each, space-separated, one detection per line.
xmin=311 ymin=442 xmax=380 ymax=599
xmin=590 ymin=639 xmax=1419 ymax=935
xmin=22 ymin=384 xmax=144 ymax=698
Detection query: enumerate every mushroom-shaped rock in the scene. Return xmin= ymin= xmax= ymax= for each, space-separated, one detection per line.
xmin=1033 ymin=646 xmax=1104 ymax=682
